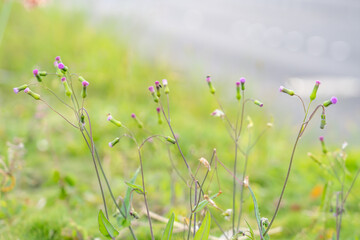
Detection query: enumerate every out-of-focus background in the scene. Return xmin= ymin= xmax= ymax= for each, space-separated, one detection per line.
xmin=0 ymin=0 xmax=359 ymax=239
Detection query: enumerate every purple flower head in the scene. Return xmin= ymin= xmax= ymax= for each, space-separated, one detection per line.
xmin=55 ymin=56 xmax=61 ymax=61
xmin=61 ymin=77 xmax=66 ymax=82
xmin=316 ymin=80 xmax=321 ymax=86
xmin=13 ymin=88 xmax=19 ymax=94
xmin=131 ymin=113 xmax=136 ymax=118
xmin=206 ymin=76 xmax=211 ymax=83
xmin=109 ymin=142 xmax=113 ymax=148
xmin=24 ymin=88 xmax=30 ymax=93
xmin=155 ymin=81 xmax=160 ymax=87
xmin=156 ymin=107 xmax=161 ymax=113
xmin=162 ymin=79 xmax=168 ymax=85
xmin=107 ymin=114 xmax=112 ymax=121
xmin=240 ymin=78 xmax=246 ymax=84
xmin=319 ymin=136 xmax=324 ymax=142
xmin=58 ymin=63 xmax=65 ymax=69
xmin=148 ymin=86 xmax=155 ymax=93
xmin=33 ymin=69 xmax=39 ymax=76
xmin=82 ymin=80 xmax=89 ymax=87
xmin=331 ymin=97 xmax=338 ymax=104
xmin=236 ymin=81 xmax=241 ymax=86
xmin=279 ymin=86 xmax=284 ymax=92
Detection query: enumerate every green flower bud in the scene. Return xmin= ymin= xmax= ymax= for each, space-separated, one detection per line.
xmin=107 ymin=114 xmax=122 ymax=127
xmin=236 ymin=81 xmax=241 ymax=101
xmin=310 ymin=81 xmax=321 ymax=101
xmin=109 ymin=137 xmax=120 ymax=148
xmin=61 ymin=77 xmax=72 ymax=97
xmin=254 ymin=100 xmax=264 ymax=107
xmin=81 ymin=80 xmax=89 ymax=98
xmin=320 ymin=114 xmax=326 ymax=129
xmin=24 ymin=88 xmax=40 ymax=100
xmin=206 ymin=76 xmax=216 ymax=94
xmin=163 ymin=79 xmax=169 ymax=94
xmin=279 ymin=86 xmax=295 ymax=96
xmin=166 ymin=136 xmax=176 ymax=144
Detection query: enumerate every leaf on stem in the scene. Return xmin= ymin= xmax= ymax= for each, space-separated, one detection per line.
xmin=98 ymin=209 xmax=119 ymax=239
xmin=194 ymin=211 xmax=211 ymax=240
xmin=125 ymin=181 xmax=144 ymax=194
xmin=161 ymin=212 xmax=175 ymax=240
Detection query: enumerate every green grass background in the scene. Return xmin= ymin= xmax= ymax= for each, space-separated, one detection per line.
xmin=0 ymin=2 xmax=359 ymax=240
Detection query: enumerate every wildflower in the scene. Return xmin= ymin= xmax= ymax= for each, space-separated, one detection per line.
xmin=148 ymin=86 xmax=159 ymax=103
xmin=253 ymin=100 xmax=264 ymax=107
xmin=211 ymin=109 xmax=224 ymax=118
xmin=320 ymin=114 xmax=326 ymax=129
xmin=310 ymin=80 xmax=321 ymax=101
xmin=236 ymin=81 xmax=241 ymax=100
xmin=58 ymin=63 xmax=68 ymax=73
xmin=162 ymin=79 xmax=170 ymax=94
xmin=24 ymin=87 xmax=41 ymax=100
xmin=131 ymin=113 xmax=143 ymax=128
xmin=109 ymin=137 xmax=120 ymax=148
xmin=81 ymin=79 xmax=89 ymax=98
xmin=107 ymin=114 xmax=122 ymax=127
xmin=13 ymin=84 xmax=28 ymax=94
xmin=323 ymin=97 xmax=338 ymax=107
xmin=206 ymin=75 xmax=216 ymax=94
xmin=166 ymin=136 xmax=176 ymax=144
xmin=279 ymin=86 xmax=295 ymax=96
xmin=55 ymin=56 xmax=61 ymax=61
xmin=33 ymin=69 xmax=42 ymax=82
xmin=155 ymin=81 xmax=161 ymax=97
xmin=199 ymin=157 xmax=211 ymax=171
xmin=61 ymin=77 xmax=72 ymax=97
xmin=319 ymin=136 xmax=327 ymax=154
xmin=240 ymin=78 xmax=246 ymax=91
xmin=156 ymin=107 xmax=162 ymax=124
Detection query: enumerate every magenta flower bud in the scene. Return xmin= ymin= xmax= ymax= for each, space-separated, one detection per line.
xmin=310 ymin=80 xmax=321 ymax=101
xmin=33 ymin=69 xmax=39 ymax=76
xmin=24 ymin=87 xmax=41 ymax=100
xmin=279 ymin=86 xmax=295 ymax=96
xmin=148 ymin=86 xmax=159 ymax=102
xmin=107 ymin=114 xmax=122 ymax=127
xmin=206 ymin=76 xmax=216 ymax=94
xmin=61 ymin=77 xmax=66 ymax=82
xmin=319 ymin=136 xmax=327 ymax=153
xmin=13 ymin=84 xmax=28 ymax=94
xmin=55 ymin=56 xmax=61 ymax=61
xmin=156 ymin=107 xmax=161 ymax=113
xmin=236 ymin=81 xmax=241 ymax=100
xmin=254 ymin=100 xmax=263 ymax=107
xmin=24 ymin=87 xmax=30 ymax=93
xmin=240 ymin=78 xmax=246 ymax=90
xmin=155 ymin=81 xmax=161 ymax=97
xmin=58 ymin=63 xmax=65 ymax=69
xmin=109 ymin=137 xmax=120 ymax=148
xmin=331 ymin=97 xmax=338 ymax=104
xmin=156 ymin=107 xmax=162 ymax=124
xmin=131 ymin=113 xmax=143 ymax=128
xmin=206 ymin=75 xmax=211 ymax=83
xmin=82 ymin=80 xmax=89 ymax=87
xmin=323 ymin=96 xmax=338 ymax=107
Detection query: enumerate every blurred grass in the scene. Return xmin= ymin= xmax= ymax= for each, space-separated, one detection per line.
xmin=0 ymin=1 xmax=359 ymax=240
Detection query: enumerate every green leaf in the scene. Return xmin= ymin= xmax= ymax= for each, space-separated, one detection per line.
xmin=194 ymin=211 xmax=211 ymax=240
xmin=117 ymin=168 xmax=140 ymax=227
xmin=64 ymin=175 xmax=76 ymax=186
xmin=193 ymin=193 xmax=220 ymax=213
xmin=248 ymin=185 xmax=269 ymax=240
xmin=161 ymin=212 xmax=175 ymax=240
xmin=125 ymin=181 xmax=144 ymax=194
xmin=244 ymin=219 xmax=255 ymax=240
xmin=98 ymin=210 xmax=119 ymax=239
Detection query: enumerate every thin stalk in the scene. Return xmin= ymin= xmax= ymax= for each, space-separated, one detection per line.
xmin=40 ymin=100 xmax=79 ymax=129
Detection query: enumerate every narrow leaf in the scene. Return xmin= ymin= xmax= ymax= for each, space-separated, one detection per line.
xmin=98 ymin=210 xmax=119 ymax=239
xmin=194 ymin=211 xmax=211 ymax=240
xmin=244 ymin=219 xmax=255 ymax=239
xmin=161 ymin=212 xmax=175 ymax=240
xmin=193 ymin=193 xmax=220 ymax=213
xmin=248 ymin=185 xmax=269 ymax=240
xmin=125 ymin=181 xmax=144 ymax=194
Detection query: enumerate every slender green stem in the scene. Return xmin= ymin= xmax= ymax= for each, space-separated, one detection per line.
xmin=0 ymin=0 xmax=13 ymax=47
